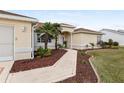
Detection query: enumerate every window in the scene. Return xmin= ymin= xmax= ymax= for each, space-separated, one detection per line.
xmin=37 ymin=33 xmax=41 ymax=43
xmin=41 ymin=34 xmax=46 ymax=42
xmin=48 ymin=38 xmax=51 ymax=42
xmin=37 ymin=33 xmax=52 ymax=43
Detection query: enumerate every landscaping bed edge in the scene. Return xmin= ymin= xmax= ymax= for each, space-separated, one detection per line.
xmin=88 ymin=56 xmax=101 ymax=83
xmin=86 ymin=51 xmax=101 ymax=83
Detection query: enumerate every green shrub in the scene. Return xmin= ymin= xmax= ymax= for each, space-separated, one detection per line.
xmin=57 ymin=44 xmax=64 ymax=48
xmin=113 ymin=42 xmax=119 ymax=46
xmin=36 ymin=47 xmax=52 ymax=58
xmin=80 ymin=61 xmax=86 ymax=64
xmin=99 ymin=41 xmax=111 ymax=48
xmin=104 ymin=42 xmax=110 ymax=48
xmin=104 ymin=42 xmax=108 ymax=45
xmin=112 ymin=42 xmax=119 ymax=49
xmin=44 ymin=48 xmax=52 ymax=57
xmin=37 ymin=47 xmax=46 ymax=57
xmin=79 ymin=50 xmax=86 ymax=56
xmin=99 ymin=39 xmax=119 ymax=49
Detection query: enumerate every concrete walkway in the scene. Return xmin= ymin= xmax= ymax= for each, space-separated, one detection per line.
xmin=0 ymin=61 xmax=14 ymax=83
xmin=6 ymin=49 xmax=77 ymax=83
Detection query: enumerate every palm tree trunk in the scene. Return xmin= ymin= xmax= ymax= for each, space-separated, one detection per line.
xmin=44 ymin=34 xmax=48 ymax=49
xmin=55 ymin=36 xmax=58 ymax=50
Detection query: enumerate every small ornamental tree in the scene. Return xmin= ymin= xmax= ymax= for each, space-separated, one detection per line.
xmin=108 ymin=39 xmax=113 ymax=48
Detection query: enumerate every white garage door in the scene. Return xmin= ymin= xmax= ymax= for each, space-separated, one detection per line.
xmin=0 ymin=25 xmax=14 ymax=61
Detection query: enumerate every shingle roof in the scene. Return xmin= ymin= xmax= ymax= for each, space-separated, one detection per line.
xmin=74 ymin=28 xmax=103 ymax=35
xmin=0 ymin=10 xmax=37 ymax=20
xmin=100 ymin=29 xmax=124 ymax=35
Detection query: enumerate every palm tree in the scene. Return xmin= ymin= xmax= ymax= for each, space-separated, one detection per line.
xmin=52 ymin=23 xmax=61 ymax=50
xmin=36 ymin=22 xmax=54 ymax=49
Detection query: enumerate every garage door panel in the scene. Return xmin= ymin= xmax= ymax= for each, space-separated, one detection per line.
xmin=0 ymin=26 xmax=13 ymax=43
xmin=0 ymin=44 xmax=13 ymax=57
xmin=0 ymin=25 xmax=14 ymax=61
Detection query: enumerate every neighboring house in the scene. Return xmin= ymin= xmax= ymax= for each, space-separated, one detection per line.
xmin=35 ymin=23 xmax=103 ymax=50
xmin=0 ymin=10 xmax=38 ymax=61
xmin=72 ymin=28 xmax=103 ymax=49
xmin=100 ymin=29 xmax=124 ymax=46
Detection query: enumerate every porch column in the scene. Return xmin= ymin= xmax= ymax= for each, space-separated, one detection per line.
xmin=70 ymin=32 xmax=72 ymax=49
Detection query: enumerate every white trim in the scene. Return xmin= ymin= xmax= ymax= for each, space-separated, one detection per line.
xmin=15 ymin=48 xmax=32 ymax=53
xmin=0 ymin=14 xmax=38 ymax=22
xmin=0 ymin=56 xmax=13 ymax=61
xmin=13 ymin=26 xmax=15 ymax=61
xmin=31 ymin=25 xmax=36 ymax=59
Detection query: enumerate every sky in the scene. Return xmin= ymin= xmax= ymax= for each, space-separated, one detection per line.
xmin=9 ymin=10 xmax=124 ymax=30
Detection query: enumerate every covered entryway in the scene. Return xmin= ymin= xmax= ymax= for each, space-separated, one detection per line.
xmin=62 ymin=32 xmax=72 ymax=48
xmin=0 ymin=25 xmax=14 ymax=61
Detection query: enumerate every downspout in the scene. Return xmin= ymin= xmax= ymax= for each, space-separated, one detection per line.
xmin=31 ymin=24 xmax=37 ymax=59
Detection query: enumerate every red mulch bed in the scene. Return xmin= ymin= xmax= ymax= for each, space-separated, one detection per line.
xmin=58 ymin=50 xmax=97 ymax=83
xmin=10 ymin=49 xmax=67 ymax=73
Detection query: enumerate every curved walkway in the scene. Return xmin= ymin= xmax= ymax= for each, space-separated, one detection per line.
xmin=6 ymin=49 xmax=77 ymax=83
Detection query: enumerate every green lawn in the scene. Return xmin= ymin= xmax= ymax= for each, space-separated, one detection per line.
xmin=88 ymin=47 xmax=124 ymax=83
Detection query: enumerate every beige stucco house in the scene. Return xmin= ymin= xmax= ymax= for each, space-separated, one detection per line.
xmin=35 ymin=23 xmax=103 ymax=50
xmin=0 ymin=10 xmax=38 ymax=62
xmin=0 ymin=10 xmax=103 ymax=62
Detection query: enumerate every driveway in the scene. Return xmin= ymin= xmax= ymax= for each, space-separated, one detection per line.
xmin=0 ymin=61 xmax=14 ymax=83
xmin=6 ymin=49 xmax=77 ymax=83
